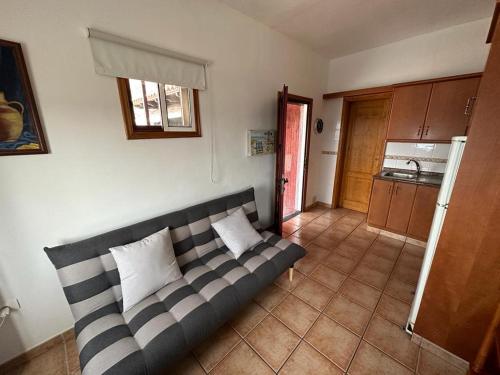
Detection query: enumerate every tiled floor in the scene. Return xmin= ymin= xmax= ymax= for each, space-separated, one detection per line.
xmin=6 ymin=207 xmax=467 ymax=375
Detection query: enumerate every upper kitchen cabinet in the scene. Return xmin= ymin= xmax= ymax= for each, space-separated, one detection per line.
xmin=386 ymin=74 xmax=481 ymax=142
xmin=422 ymin=77 xmax=481 ymax=141
xmin=386 ymin=84 xmax=432 ymax=140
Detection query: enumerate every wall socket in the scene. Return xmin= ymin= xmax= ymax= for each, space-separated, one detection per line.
xmin=5 ymin=298 xmax=21 ymax=310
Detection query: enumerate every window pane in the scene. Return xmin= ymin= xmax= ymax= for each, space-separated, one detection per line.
xmin=164 ymin=85 xmax=191 ymax=127
xmin=129 ymin=79 xmax=162 ymax=127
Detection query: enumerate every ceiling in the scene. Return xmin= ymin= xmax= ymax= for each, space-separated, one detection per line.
xmin=219 ymin=0 xmax=495 ymax=58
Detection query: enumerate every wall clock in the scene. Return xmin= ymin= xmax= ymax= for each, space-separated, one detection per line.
xmin=315 ymin=118 xmax=324 ymax=134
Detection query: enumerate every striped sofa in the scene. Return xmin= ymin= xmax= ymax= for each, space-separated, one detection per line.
xmin=45 ymin=188 xmax=305 ymax=374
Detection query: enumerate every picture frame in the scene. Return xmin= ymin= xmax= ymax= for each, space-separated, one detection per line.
xmin=247 ymin=130 xmax=276 ymax=156
xmin=0 ymin=38 xmax=47 ymax=156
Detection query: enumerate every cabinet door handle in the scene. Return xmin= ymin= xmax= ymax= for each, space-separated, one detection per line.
xmin=388 ymin=185 xmax=393 ymax=195
xmin=424 ymin=126 xmax=429 ymax=136
xmin=395 ymin=185 xmax=399 ymax=195
xmin=417 ymin=127 xmax=422 ymax=137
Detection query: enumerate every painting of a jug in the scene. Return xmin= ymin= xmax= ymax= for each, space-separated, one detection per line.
xmin=0 ymin=38 xmax=47 ymax=156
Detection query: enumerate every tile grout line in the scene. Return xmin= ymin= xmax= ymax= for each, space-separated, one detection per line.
xmin=345 ymin=238 xmax=417 ymax=374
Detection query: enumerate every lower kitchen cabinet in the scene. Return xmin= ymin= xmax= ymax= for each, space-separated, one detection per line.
xmin=386 ymin=182 xmax=417 ymax=233
xmin=367 ymin=178 xmax=439 ymax=241
xmin=367 ymin=179 xmax=393 ymax=227
xmin=407 ymin=185 xmax=440 ymax=240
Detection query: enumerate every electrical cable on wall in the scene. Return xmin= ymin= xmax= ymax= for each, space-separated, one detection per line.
xmin=206 ymin=66 xmax=218 ymax=184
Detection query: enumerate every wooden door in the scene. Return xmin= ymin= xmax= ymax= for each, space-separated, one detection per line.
xmin=407 ymin=185 xmax=439 ymax=240
xmin=386 ymin=182 xmax=417 ymax=233
xmin=422 ymin=77 xmax=481 ymax=141
xmin=387 ymin=84 xmax=432 ymax=140
xmin=274 ymin=85 xmax=289 ymax=235
xmin=339 ymin=99 xmax=390 ymax=213
xmin=367 ymin=179 xmax=393 ymax=227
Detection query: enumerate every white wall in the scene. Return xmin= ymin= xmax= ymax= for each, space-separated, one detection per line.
xmin=0 ymin=0 xmax=328 ymax=363
xmin=308 ymin=18 xmax=491 ymax=205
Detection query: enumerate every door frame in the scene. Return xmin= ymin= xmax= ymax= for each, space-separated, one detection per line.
xmin=331 ymin=92 xmax=393 ymax=209
xmin=275 ymin=91 xmax=313 ymax=228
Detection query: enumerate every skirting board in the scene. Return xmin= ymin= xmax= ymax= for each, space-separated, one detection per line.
xmin=0 ymin=328 xmax=74 ymax=373
xmin=305 ymin=201 xmax=332 ymax=210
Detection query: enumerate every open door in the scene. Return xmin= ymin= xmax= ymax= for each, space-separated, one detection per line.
xmin=274 ymin=85 xmax=288 ymax=235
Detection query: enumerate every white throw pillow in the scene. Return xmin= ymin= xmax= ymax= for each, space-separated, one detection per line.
xmin=109 ymin=227 xmax=182 ymax=312
xmin=211 ymin=207 xmax=263 ymax=259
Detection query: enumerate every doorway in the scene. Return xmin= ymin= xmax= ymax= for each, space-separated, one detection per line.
xmin=274 ymin=87 xmax=313 ymax=234
xmin=333 ymin=94 xmax=391 ymax=213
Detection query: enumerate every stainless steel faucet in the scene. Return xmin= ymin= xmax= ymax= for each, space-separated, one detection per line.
xmin=406 ymin=159 xmax=421 ymax=174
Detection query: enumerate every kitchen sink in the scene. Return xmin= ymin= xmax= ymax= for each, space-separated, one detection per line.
xmin=381 ymin=171 xmax=418 ymax=179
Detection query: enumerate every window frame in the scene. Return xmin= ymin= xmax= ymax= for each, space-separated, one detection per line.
xmin=117 ymin=77 xmax=201 ymax=139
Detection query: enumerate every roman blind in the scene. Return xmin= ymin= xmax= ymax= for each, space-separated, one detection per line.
xmin=88 ymin=28 xmax=209 ymax=90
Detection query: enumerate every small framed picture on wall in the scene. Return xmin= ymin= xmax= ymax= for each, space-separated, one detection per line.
xmin=0 ymin=38 xmax=47 ymax=156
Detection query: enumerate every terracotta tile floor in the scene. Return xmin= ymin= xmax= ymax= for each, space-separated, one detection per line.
xmin=6 ymin=208 xmax=467 ymax=375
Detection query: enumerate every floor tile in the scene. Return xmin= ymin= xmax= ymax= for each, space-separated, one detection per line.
xmin=385 ymin=278 xmax=416 ymax=304
xmin=403 ymin=243 xmax=426 ymax=259
xmin=170 ymin=353 xmax=205 ymax=375
xmin=339 ymin=278 xmax=381 ymax=310
xmin=341 ymin=236 xmax=373 ymax=252
xmin=286 ymin=235 xmax=310 ymax=247
xmin=5 ymin=344 xmax=67 ymax=375
xmin=193 ymin=325 xmax=241 ymax=372
xmin=417 ymin=348 xmax=466 ymax=375
xmin=211 ymin=341 xmax=273 ymax=375
xmin=376 ymin=235 xmax=405 ymax=250
xmin=272 ymin=294 xmax=320 ymax=337
xmin=349 ymin=341 xmax=413 ymax=375
xmin=254 ymin=283 xmax=289 ymax=311
xmin=283 ymin=221 xmax=300 ymax=235
xmin=279 ymin=341 xmax=343 ymax=375
xmin=305 ymin=315 xmax=360 ymax=370
xmin=324 ymin=295 xmax=371 ymax=336
xmin=274 ymin=269 xmax=305 ymax=291
xmin=246 ymin=315 xmax=300 ymax=371
xmin=65 ymin=336 xmax=80 ymax=375
xmin=392 ymin=263 xmax=421 ymax=286
xmin=310 ymin=265 xmax=346 ymax=291
xmin=292 ymin=227 xmax=321 ymax=241
xmin=376 ymin=293 xmax=411 ymax=327
xmin=311 ymin=215 xmax=336 ymax=227
xmin=351 ymin=264 xmax=390 ymax=290
xmin=323 ymin=251 xmax=358 ymax=274
xmin=295 ymin=245 xmax=330 ymax=275
xmin=311 ymin=235 xmax=341 ymax=251
xmin=364 ymin=315 xmax=419 ymax=370
xmin=231 ymin=301 xmax=268 ymax=336
xmin=359 ymin=253 xmax=395 ymax=274
xmin=292 ymin=277 xmax=334 ymax=311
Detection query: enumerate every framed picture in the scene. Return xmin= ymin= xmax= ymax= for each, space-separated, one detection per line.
xmin=0 ymin=39 xmax=47 ymax=156
xmin=247 ymin=130 xmax=276 ymax=156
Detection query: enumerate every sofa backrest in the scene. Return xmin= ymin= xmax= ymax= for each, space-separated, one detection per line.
xmin=45 ymin=188 xmax=260 ymax=321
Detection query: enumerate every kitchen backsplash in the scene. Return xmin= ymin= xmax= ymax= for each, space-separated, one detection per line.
xmin=383 ymin=142 xmax=450 ymax=173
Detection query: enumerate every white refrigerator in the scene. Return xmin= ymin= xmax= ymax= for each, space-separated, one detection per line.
xmin=406 ymin=136 xmax=467 ymax=333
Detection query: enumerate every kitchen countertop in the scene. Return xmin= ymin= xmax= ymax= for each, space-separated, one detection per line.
xmin=374 ymin=168 xmax=444 ymax=187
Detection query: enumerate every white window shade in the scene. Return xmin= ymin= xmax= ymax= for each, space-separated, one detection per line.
xmin=88 ymin=28 xmax=209 ymax=90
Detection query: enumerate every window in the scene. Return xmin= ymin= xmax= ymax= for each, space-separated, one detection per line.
xmin=117 ymin=78 xmax=201 ymax=139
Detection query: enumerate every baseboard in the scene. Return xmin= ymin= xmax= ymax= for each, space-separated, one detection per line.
xmin=366 ymin=225 xmax=427 ymax=247
xmin=305 ymin=201 xmax=332 ymax=210
xmin=0 ymin=328 xmax=74 ymax=372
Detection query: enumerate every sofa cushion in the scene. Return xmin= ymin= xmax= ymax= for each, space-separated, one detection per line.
xmin=109 ymin=227 xmax=182 ymax=312
xmin=211 ymin=207 xmax=263 ymax=259
xmin=45 ymin=188 xmax=305 ymax=374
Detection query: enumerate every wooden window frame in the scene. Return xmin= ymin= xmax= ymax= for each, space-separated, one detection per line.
xmin=117 ymin=78 xmax=201 ymax=139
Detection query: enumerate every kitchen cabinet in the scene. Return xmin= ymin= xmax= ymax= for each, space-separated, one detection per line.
xmin=386 ymin=75 xmax=481 ymax=142
xmin=367 ymin=179 xmax=393 ymax=227
xmin=367 ymin=178 xmax=439 ymax=240
xmin=386 ymin=182 xmax=417 ymax=233
xmin=386 ymin=84 xmax=432 ymax=140
xmin=407 ymin=185 xmax=439 ymax=240
xmin=422 ymin=77 xmax=481 ymax=141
